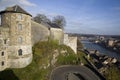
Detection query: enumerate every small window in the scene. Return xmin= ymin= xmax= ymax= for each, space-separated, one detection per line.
xmin=18 ymin=37 xmax=22 ymax=44
xmin=4 ymin=39 xmax=7 ymax=44
xmin=1 ymin=52 xmax=4 ymax=56
xmin=48 ymin=27 xmax=50 ymax=30
xmin=18 ymin=14 xmax=22 ymax=20
xmin=18 ymin=24 xmax=22 ymax=30
xmin=1 ymin=61 xmax=4 ymax=66
xmin=18 ymin=49 xmax=22 ymax=56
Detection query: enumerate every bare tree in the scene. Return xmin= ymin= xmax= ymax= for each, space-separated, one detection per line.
xmin=33 ymin=14 xmax=51 ymax=23
xmin=52 ymin=15 xmax=66 ymax=29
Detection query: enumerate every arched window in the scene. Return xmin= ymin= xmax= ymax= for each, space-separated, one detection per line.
xmin=18 ymin=24 xmax=22 ymax=30
xmin=18 ymin=14 xmax=22 ymax=20
xmin=18 ymin=37 xmax=22 ymax=44
xmin=18 ymin=49 xmax=22 ymax=56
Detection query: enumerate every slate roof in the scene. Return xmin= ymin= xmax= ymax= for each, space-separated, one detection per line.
xmin=0 ymin=5 xmax=32 ymax=16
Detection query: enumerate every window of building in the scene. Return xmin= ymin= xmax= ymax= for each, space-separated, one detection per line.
xmin=48 ymin=27 xmax=50 ymax=30
xmin=0 ymin=39 xmax=2 ymax=45
xmin=18 ymin=37 xmax=22 ymax=44
xmin=4 ymin=39 xmax=7 ymax=44
xmin=18 ymin=14 xmax=22 ymax=20
xmin=18 ymin=49 xmax=22 ymax=56
xmin=18 ymin=24 xmax=22 ymax=30
xmin=1 ymin=61 xmax=4 ymax=66
xmin=1 ymin=52 xmax=4 ymax=56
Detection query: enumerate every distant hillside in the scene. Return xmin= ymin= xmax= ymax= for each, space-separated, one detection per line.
xmin=68 ymin=33 xmax=120 ymax=38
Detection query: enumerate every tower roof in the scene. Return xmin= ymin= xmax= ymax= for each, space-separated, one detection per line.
xmin=0 ymin=5 xmax=32 ymax=16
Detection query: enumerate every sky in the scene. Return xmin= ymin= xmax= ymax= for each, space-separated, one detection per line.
xmin=0 ymin=0 xmax=120 ymax=35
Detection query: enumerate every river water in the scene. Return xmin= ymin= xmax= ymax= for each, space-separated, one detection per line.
xmin=81 ymin=40 xmax=120 ymax=62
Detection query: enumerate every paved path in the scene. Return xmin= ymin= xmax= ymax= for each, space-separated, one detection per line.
xmin=50 ymin=65 xmax=101 ymax=80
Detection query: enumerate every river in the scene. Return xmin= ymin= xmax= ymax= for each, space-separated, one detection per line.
xmin=81 ymin=40 xmax=120 ymax=62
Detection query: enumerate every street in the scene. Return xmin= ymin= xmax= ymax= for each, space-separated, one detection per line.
xmin=50 ymin=65 xmax=101 ymax=80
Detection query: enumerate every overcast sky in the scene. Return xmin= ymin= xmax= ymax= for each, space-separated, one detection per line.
xmin=0 ymin=0 xmax=120 ymax=35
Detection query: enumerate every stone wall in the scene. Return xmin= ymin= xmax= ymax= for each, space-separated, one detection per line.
xmin=0 ymin=12 xmax=32 ymax=71
xmin=31 ymin=21 xmax=50 ymax=45
xmin=8 ymin=53 xmax=32 ymax=68
xmin=0 ymin=27 xmax=9 ymax=40
xmin=50 ymin=28 xmax=64 ymax=44
xmin=0 ymin=41 xmax=8 ymax=71
xmin=63 ymin=34 xmax=77 ymax=54
xmin=31 ymin=21 xmax=64 ymax=45
xmin=0 ymin=26 xmax=9 ymax=71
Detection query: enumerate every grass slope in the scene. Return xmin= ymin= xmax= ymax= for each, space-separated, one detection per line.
xmin=1 ymin=40 xmax=85 ymax=80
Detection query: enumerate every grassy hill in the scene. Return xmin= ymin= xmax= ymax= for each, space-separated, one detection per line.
xmin=0 ymin=40 xmax=86 ymax=80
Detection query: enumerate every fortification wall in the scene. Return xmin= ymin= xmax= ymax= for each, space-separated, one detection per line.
xmin=6 ymin=45 xmax=32 ymax=68
xmin=8 ymin=53 xmax=32 ymax=68
xmin=0 ymin=46 xmax=8 ymax=71
xmin=50 ymin=28 xmax=64 ymax=44
xmin=1 ymin=13 xmax=32 ymax=45
xmin=0 ymin=28 xmax=9 ymax=71
xmin=0 ymin=12 xmax=32 ymax=70
xmin=0 ymin=27 xmax=9 ymax=40
xmin=31 ymin=21 xmax=64 ymax=45
xmin=64 ymin=34 xmax=77 ymax=54
xmin=31 ymin=21 xmax=50 ymax=45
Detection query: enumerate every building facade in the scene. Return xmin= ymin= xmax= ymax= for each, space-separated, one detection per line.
xmin=0 ymin=5 xmax=32 ymax=71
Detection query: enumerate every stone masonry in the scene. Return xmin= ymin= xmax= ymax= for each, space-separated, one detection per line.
xmin=0 ymin=5 xmax=77 ymax=71
xmin=0 ymin=5 xmax=32 ymax=71
xmin=63 ymin=34 xmax=77 ymax=53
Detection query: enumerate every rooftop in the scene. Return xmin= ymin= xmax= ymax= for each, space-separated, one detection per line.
xmin=0 ymin=5 xmax=32 ymax=16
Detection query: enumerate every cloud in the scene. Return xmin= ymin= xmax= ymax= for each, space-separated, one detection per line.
xmin=19 ymin=0 xmax=36 ymax=7
xmin=0 ymin=0 xmax=37 ymax=11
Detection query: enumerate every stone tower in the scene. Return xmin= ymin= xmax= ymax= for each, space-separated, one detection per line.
xmin=0 ymin=5 xmax=32 ymax=71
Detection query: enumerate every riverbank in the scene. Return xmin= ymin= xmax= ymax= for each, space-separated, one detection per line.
xmin=81 ymin=40 xmax=120 ymax=62
xmin=97 ymin=42 xmax=120 ymax=54
xmin=84 ymin=51 xmax=120 ymax=80
xmin=80 ymin=40 xmax=120 ymax=80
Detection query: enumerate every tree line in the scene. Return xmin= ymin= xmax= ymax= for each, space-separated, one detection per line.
xmin=33 ymin=14 xmax=66 ymax=30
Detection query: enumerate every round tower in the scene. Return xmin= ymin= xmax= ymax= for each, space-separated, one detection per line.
xmin=0 ymin=5 xmax=32 ymax=68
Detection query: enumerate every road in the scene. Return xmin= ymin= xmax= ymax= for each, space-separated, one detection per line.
xmin=50 ymin=65 xmax=101 ymax=80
